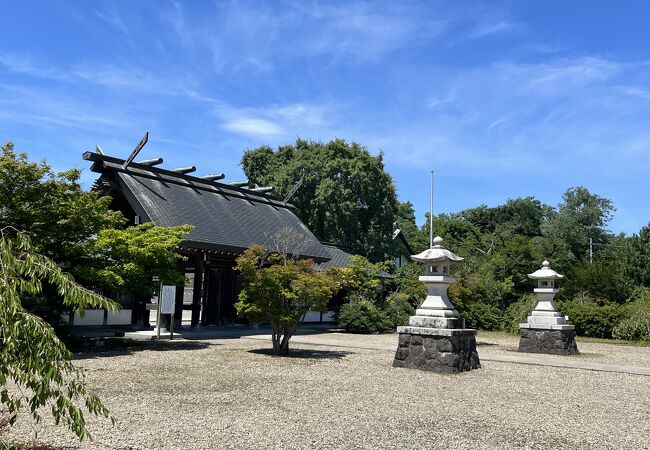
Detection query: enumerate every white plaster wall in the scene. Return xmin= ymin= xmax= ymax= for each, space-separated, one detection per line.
xmin=106 ymin=309 xmax=132 ymax=325
xmin=73 ymin=309 xmax=104 ymax=326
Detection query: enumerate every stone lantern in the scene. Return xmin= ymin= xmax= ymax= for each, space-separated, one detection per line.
xmin=393 ymin=236 xmax=480 ymax=373
xmin=518 ymin=260 xmax=578 ymax=355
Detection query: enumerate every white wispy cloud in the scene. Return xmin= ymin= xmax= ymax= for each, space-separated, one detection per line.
xmin=213 ymin=102 xmax=332 ymax=139
xmin=95 ymin=8 xmax=142 ymax=53
xmin=0 ymin=52 xmax=197 ymax=96
xmin=159 ymin=1 xmax=475 ymax=70
xmin=355 ymin=56 xmax=650 ymax=177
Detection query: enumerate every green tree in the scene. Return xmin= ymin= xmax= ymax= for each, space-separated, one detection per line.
xmin=543 ymin=186 xmax=615 ymax=259
xmin=235 ymin=245 xmax=336 ymax=355
xmin=560 ymin=259 xmax=633 ymax=304
xmin=393 ymin=262 xmax=428 ymax=308
xmin=0 ymin=142 xmax=125 ymax=328
xmin=395 ymin=201 xmax=422 ymax=249
xmin=0 ymin=228 xmax=116 ymax=441
xmin=462 ymin=197 xmax=548 ymax=238
xmin=73 ymin=223 xmax=193 ymax=297
xmin=0 ymin=142 xmax=125 ymax=262
xmin=625 ymin=223 xmax=650 ymax=287
xmin=327 ymin=255 xmax=393 ymax=304
xmin=241 ymin=139 xmax=399 ymax=261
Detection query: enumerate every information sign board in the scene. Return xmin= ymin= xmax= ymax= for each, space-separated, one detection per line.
xmin=160 ymin=285 xmax=176 ymax=314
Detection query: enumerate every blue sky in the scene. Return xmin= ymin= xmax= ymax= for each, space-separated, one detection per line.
xmin=1 ymin=1 xmax=649 ymax=234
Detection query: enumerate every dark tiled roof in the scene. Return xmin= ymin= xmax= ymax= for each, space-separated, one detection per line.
xmin=317 ymin=244 xmax=354 ymax=270
xmin=83 ymin=152 xmax=330 ymax=262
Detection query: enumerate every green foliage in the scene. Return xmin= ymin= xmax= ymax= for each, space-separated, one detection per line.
xmin=327 ymin=255 xmax=392 ymax=304
xmin=338 ymin=301 xmax=388 ymax=333
xmin=73 ymin=223 xmax=193 ymax=297
xmin=462 ymin=197 xmax=548 ymax=238
xmin=489 ymin=235 xmax=537 ymax=302
xmin=543 ymin=186 xmax=615 ymax=259
xmin=624 ymin=223 xmax=650 ymax=287
xmin=556 ymin=299 xmax=625 ymax=339
xmin=449 ymin=265 xmax=514 ymax=311
xmin=235 ymin=245 xmax=336 ymax=355
xmin=560 ymin=259 xmax=633 ymax=304
xmin=502 ymin=294 xmax=538 ymax=334
xmin=0 ymin=228 xmax=116 ymax=441
xmin=383 ymin=292 xmax=415 ymax=327
xmin=0 ymin=142 xmax=125 ymax=262
xmin=393 ymin=263 xmax=427 ymax=308
xmin=241 ymin=139 xmax=399 ymax=261
xmin=396 ymin=201 xmax=424 ymax=251
xmin=612 ymin=288 xmax=650 ymax=342
xmin=338 ymin=293 xmax=413 ymax=333
xmin=0 ymin=142 xmax=125 ymax=329
xmin=460 ymin=302 xmax=502 ymax=331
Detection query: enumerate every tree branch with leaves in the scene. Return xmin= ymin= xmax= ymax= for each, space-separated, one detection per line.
xmin=0 ymin=228 xmax=117 ymax=441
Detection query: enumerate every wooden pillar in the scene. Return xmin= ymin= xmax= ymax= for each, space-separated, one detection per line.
xmin=200 ymin=256 xmax=210 ymax=326
xmin=191 ymin=254 xmax=204 ymax=328
xmin=174 ymin=259 xmax=185 ymax=328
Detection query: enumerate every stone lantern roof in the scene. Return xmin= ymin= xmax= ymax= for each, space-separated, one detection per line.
xmin=528 ymin=260 xmax=563 ymax=280
xmin=411 ymin=236 xmax=464 ymax=263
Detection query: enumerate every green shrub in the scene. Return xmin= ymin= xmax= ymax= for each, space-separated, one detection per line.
xmin=556 ymin=300 xmax=624 ymax=339
xmin=459 ymin=302 xmax=502 ymax=331
xmin=338 ymin=301 xmax=386 ymax=333
xmin=394 ymin=263 xmax=427 ymax=308
xmin=613 ymin=316 xmax=650 ymax=342
xmin=382 ymin=293 xmax=415 ymax=329
xmin=612 ymin=288 xmax=650 ymax=342
xmin=338 ymin=294 xmax=415 ymax=333
xmin=502 ymin=294 xmax=538 ymax=334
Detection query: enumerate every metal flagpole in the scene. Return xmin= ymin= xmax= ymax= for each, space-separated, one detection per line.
xmin=429 ymin=170 xmax=433 ymax=249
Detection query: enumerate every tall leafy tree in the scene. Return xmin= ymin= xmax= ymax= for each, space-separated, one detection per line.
xmin=0 ymin=142 xmax=125 ymax=262
xmin=395 ymin=201 xmax=421 ymax=249
xmin=543 ymin=186 xmax=615 ymax=258
xmin=241 ymin=139 xmax=399 ymax=261
xmin=0 ymin=228 xmax=116 ymax=441
xmin=624 ymin=223 xmax=650 ymax=287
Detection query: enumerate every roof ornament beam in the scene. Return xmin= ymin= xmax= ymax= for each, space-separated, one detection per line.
xmin=283 ymin=171 xmax=305 ymax=203
xmin=95 ymin=144 xmax=104 ymax=155
xmin=122 ymin=132 xmax=149 ymax=169
xmin=199 ymin=173 xmax=226 ymax=181
xmin=170 ymin=166 xmax=197 ymax=174
xmin=136 ymin=158 xmax=164 ymax=166
xmin=228 ymin=180 xmax=249 ymax=188
xmin=251 ymin=186 xmax=273 ymax=193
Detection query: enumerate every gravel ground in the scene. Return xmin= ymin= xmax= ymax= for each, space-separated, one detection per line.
xmin=288 ymin=331 xmax=650 ymax=369
xmin=6 ymin=335 xmax=650 ymax=450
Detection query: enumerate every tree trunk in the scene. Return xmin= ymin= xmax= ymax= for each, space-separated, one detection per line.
xmin=271 ymin=323 xmax=282 ymax=355
xmin=271 ymin=322 xmax=293 ymax=356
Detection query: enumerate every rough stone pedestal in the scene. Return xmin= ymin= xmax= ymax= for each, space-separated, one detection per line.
xmin=393 ymin=328 xmax=480 ymax=374
xmin=518 ymin=328 xmax=579 ymax=355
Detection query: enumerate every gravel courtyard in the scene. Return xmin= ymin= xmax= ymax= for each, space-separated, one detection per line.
xmin=7 ymin=332 xmax=650 ymax=450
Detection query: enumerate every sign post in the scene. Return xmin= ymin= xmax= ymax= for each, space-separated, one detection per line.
xmin=156 ymin=296 xmax=161 ymax=340
xmin=160 ymin=285 xmax=176 ymax=340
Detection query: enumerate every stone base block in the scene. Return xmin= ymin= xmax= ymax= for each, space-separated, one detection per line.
xmin=518 ymin=328 xmax=579 ymax=356
xmin=393 ymin=331 xmax=481 ymax=374
xmin=408 ymin=316 xmax=465 ymax=329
